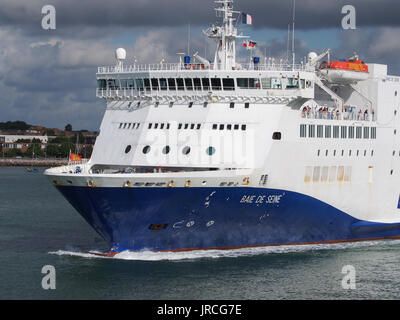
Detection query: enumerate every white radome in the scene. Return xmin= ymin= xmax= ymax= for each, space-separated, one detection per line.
xmin=115 ymin=48 xmax=127 ymax=61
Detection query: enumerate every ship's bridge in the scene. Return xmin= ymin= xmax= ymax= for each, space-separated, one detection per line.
xmin=96 ymin=62 xmax=316 ymax=104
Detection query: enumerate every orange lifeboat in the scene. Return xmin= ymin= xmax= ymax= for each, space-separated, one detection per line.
xmin=319 ymin=58 xmax=369 ymax=84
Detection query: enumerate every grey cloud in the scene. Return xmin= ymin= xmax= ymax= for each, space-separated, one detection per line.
xmin=1 ymin=0 xmax=400 ymax=33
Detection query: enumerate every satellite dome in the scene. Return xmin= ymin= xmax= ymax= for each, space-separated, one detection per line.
xmin=115 ymin=48 xmax=127 ymax=61
xmin=308 ymin=52 xmax=318 ymax=62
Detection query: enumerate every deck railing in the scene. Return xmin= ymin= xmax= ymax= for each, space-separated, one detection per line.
xmin=98 ymin=63 xmax=313 ymax=74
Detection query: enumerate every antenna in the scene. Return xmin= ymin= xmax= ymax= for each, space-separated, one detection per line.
xmin=292 ymin=0 xmax=296 ymax=69
xmin=286 ymin=24 xmax=290 ymax=64
xmin=188 ymin=23 xmax=191 ymax=56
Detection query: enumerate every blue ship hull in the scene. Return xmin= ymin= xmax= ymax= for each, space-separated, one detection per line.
xmin=55 ymin=186 xmax=400 ymax=253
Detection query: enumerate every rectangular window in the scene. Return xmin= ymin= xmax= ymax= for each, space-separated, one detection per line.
xmin=341 ymin=126 xmax=347 ymax=139
xmin=363 ymin=127 xmax=370 ymax=139
xmin=286 ymin=78 xmax=299 ymax=89
xmin=144 ymin=78 xmax=151 ymax=91
xmin=237 ymin=78 xmax=248 ymax=89
xmin=135 ymin=79 xmax=144 ymax=91
xmin=348 ymin=126 xmax=355 ymax=139
xmin=321 ymin=167 xmax=329 ymax=182
xmin=151 ymin=78 xmax=159 ymax=91
xmin=317 ymin=125 xmax=324 ymax=138
xmin=167 ymin=78 xmax=176 ymax=90
xmin=261 ymin=78 xmax=271 ymax=89
xmin=202 ymin=78 xmax=210 ymax=91
xmin=97 ymin=79 xmax=107 ymax=89
xmin=325 ymin=125 xmax=331 ymax=138
xmin=127 ymin=79 xmax=134 ymax=89
xmin=308 ymin=125 xmax=315 ymax=138
xmin=249 ymin=78 xmax=261 ymax=89
xmin=333 ymin=126 xmax=339 ymax=138
xmin=300 ymin=124 xmax=307 ymax=138
xmin=313 ymin=166 xmax=321 ymax=183
xmin=193 ymin=78 xmax=202 ymax=91
xmin=176 ymin=78 xmax=185 ymax=91
xmin=222 ymin=78 xmax=235 ymax=91
xmin=184 ymin=78 xmax=193 ymax=91
xmin=159 ymin=78 xmax=167 ymax=91
xmin=356 ymin=127 xmax=362 ymax=139
xmin=371 ymin=127 xmax=377 ymax=139
xmin=270 ymin=78 xmax=282 ymax=89
xmin=211 ymin=78 xmax=222 ymax=90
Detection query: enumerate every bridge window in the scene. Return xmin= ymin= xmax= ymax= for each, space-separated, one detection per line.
xmin=222 ymin=78 xmax=235 ymax=91
xmin=159 ymin=78 xmax=167 ymax=90
xmin=135 ymin=79 xmax=144 ymax=91
xmin=185 ymin=78 xmax=193 ymax=90
xmin=262 ymin=78 xmax=282 ymax=89
xmin=211 ymin=78 xmax=222 ymax=90
xmin=237 ymin=78 xmax=261 ymax=89
xmin=144 ymin=78 xmax=151 ymax=91
xmin=97 ymin=79 xmax=106 ymax=89
xmin=151 ymin=78 xmax=159 ymax=91
xmin=176 ymin=78 xmax=184 ymax=91
xmin=286 ymin=78 xmax=299 ymax=89
xmin=168 ymin=78 xmax=176 ymax=90
xmin=107 ymin=79 xmax=117 ymax=90
xmin=193 ymin=78 xmax=202 ymax=90
xmin=202 ymin=78 xmax=210 ymax=91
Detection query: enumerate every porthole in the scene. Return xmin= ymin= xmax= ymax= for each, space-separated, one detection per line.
xmin=272 ymin=132 xmax=282 ymax=140
xmin=143 ymin=145 xmax=151 ymax=154
xmin=182 ymin=146 xmax=191 ymax=155
xmin=162 ymin=146 xmax=170 ymax=154
xmin=206 ymin=146 xmax=216 ymax=156
xmin=125 ymin=145 xmax=132 ymax=154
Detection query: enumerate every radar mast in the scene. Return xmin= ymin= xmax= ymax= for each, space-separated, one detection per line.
xmin=204 ymin=0 xmax=248 ymax=70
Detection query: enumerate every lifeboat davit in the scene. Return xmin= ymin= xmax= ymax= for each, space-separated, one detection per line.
xmin=319 ymin=58 xmax=369 ymax=84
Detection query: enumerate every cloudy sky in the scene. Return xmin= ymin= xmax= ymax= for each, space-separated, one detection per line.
xmin=1 ymin=0 xmax=400 ymax=131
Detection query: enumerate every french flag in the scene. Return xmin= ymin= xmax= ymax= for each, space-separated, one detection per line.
xmin=242 ymin=13 xmax=253 ymax=25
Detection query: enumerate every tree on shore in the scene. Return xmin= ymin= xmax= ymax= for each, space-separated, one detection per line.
xmin=65 ymin=124 xmax=72 ymax=132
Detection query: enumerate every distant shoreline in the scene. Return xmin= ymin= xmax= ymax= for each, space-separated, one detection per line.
xmin=0 ymin=158 xmax=68 ymax=167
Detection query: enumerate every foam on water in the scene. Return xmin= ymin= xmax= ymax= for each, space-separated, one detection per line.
xmin=49 ymin=239 xmax=400 ymax=261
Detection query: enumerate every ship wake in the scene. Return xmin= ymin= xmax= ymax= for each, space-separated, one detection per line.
xmin=48 ymin=239 xmax=400 ymax=261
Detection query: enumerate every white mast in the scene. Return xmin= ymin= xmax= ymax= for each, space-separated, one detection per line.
xmin=292 ymin=0 xmax=296 ymax=70
xmin=204 ymin=0 xmax=247 ymax=70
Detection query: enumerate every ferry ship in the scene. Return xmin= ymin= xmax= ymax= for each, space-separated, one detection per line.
xmin=45 ymin=1 xmax=400 ymax=254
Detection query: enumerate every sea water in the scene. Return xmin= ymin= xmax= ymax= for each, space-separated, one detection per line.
xmin=1 ymin=166 xmax=400 ymax=300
